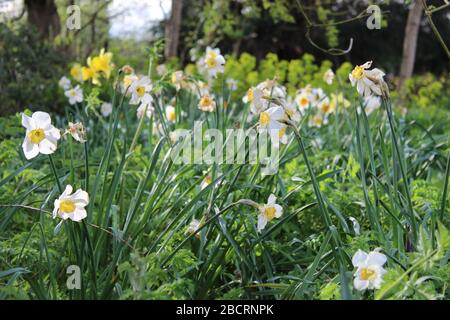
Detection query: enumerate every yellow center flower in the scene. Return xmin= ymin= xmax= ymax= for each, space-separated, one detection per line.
xmin=136 ymin=86 xmax=146 ymax=97
xmin=313 ymin=115 xmax=322 ymax=126
xmin=299 ymin=97 xmax=309 ymax=107
xmin=28 ymin=128 xmax=45 ymax=144
xmin=200 ymin=96 xmax=212 ymax=107
xmin=167 ymin=108 xmax=176 ymax=122
xmin=321 ymin=103 xmax=331 ymax=114
xmin=70 ymin=64 xmax=83 ymax=81
xmin=360 ymin=267 xmax=377 ymax=281
xmin=260 ymin=112 xmax=270 ymax=126
xmin=123 ymin=75 xmax=134 ymax=88
xmin=205 ymin=52 xmax=218 ymax=68
xmin=246 ymin=88 xmax=254 ymax=102
xmin=351 ymin=65 xmax=365 ymax=80
xmin=264 ymin=207 xmax=276 ymax=221
xmin=278 ymin=127 xmax=286 ymax=138
xmin=59 ymin=199 xmax=76 ymax=213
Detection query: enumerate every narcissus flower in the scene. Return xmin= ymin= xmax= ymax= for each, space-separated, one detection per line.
xmin=66 ymin=122 xmax=86 ymax=143
xmin=122 ymin=74 xmax=138 ymax=94
xmin=58 ymin=76 xmax=71 ymax=90
xmin=318 ymin=97 xmax=335 ymax=115
xmin=156 ymin=64 xmax=167 ymax=76
xmin=257 ymin=194 xmax=283 ymax=232
xmin=166 ymin=105 xmax=176 ymax=123
xmin=100 ymin=102 xmax=112 ymax=117
xmin=137 ymin=103 xmax=154 ymax=119
xmin=22 ymin=112 xmax=61 ymax=160
xmin=295 ymin=91 xmax=310 ymax=111
xmin=53 ymin=185 xmax=89 ymax=222
xmin=309 ymin=114 xmax=327 ymax=128
xmin=198 ymin=95 xmax=216 ymax=112
xmin=65 ymin=85 xmax=83 ymax=105
xmin=90 ymin=48 xmax=114 ymax=79
xmin=352 ymin=249 xmax=387 ymax=291
xmin=82 ymin=61 xmax=100 ymax=86
xmin=70 ymin=63 xmax=84 ymax=82
xmin=243 ymin=87 xmax=268 ymax=114
xmin=201 ymin=175 xmax=212 ymax=190
xmin=130 ymin=76 xmax=153 ymax=105
xmin=171 ymin=70 xmax=184 ymax=90
xmin=362 ymin=95 xmax=381 ymax=115
xmin=323 ymin=69 xmax=335 ymax=85
xmin=201 ymin=47 xmax=225 ymax=78
xmin=349 ymin=61 xmax=386 ymax=97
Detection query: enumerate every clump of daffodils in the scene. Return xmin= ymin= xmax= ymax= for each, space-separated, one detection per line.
xmin=349 ymin=61 xmax=387 ymax=97
xmin=68 ymin=49 xmax=114 ymax=86
xmin=199 ymin=47 xmax=225 ymax=78
xmin=22 ymin=112 xmax=61 ymax=160
xmin=352 ymin=249 xmax=387 ymax=291
xmin=53 ymin=185 xmax=89 ymax=222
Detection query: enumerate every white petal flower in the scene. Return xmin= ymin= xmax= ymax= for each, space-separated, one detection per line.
xmin=53 ymin=185 xmax=89 ymax=222
xmin=352 ymin=249 xmax=387 ymax=291
xmin=308 ymin=113 xmax=328 ymax=128
xmin=171 ymin=70 xmax=184 ymax=90
xmin=349 ymin=61 xmax=386 ymax=97
xmin=258 ymin=106 xmax=286 ymax=147
xmin=166 ymin=105 xmax=176 ymax=123
xmin=201 ymin=47 xmax=225 ymax=78
xmin=100 ymin=102 xmax=113 ymax=117
xmin=283 ymin=98 xmax=301 ymax=122
xmin=122 ymin=74 xmax=138 ymax=94
xmin=323 ymin=69 xmax=335 ymax=85
xmin=66 ymin=122 xmax=86 ymax=143
xmin=129 ymin=76 xmax=153 ymax=105
xmin=58 ymin=76 xmax=71 ymax=90
xmin=65 ymin=85 xmax=83 ymax=105
xmin=21 ymin=112 xmax=61 ymax=160
xmin=198 ymin=95 xmax=216 ymax=112
xmin=295 ymin=91 xmax=310 ymax=112
xmin=257 ymin=194 xmax=283 ymax=232
xmin=363 ymin=95 xmax=381 ymax=115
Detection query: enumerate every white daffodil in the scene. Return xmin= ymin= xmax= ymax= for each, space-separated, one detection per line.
xmin=352 ymin=249 xmax=387 ymax=291
xmin=100 ymin=102 xmax=112 ymax=117
xmin=295 ymin=91 xmax=310 ymax=112
xmin=323 ymin=69 xmax=335 ymax=85
xmin=198 ymin=95 xmax=216 ymax=112
xmin=201 ymin=47 xmax=225 ymax=78
xmin=258 ymin=106 xmax=286 ymax=147
xmin=257 ymin=194 xmax=283 ymax=232
xmin=166 ymin=105 xmax=176 ymax=123
xmin=226 ymin=78 xmax=238 ymax=91
xmin=65 ymin=85 xmax=83 ymax=105
xmin=59 ymin=76 xmax=71 ymax=90
xmin=137 ymin=103 xmax=154 ymax=119
xmin=308 ymin=113 xmax=328 ymax=128
xmin=363 ymin=95 xmax=381 ymax=115
xmin=53 ymin=185 xmax=89 ymax=222
xmin=122 ymin=74 xmax=138 ymax=94
xmin=349 ymin=61 xmax=386 ymax=97
xmin=129 ymin=76 xmax=153 ymax=105
xmin=318 ymin=97 xmax=335 ymax=115
xmin=22 ymin=112 xmax=61 ymax=160
xmin=256 ymin=79 xmax=287 ymax=102
xmin=186 ymin=219 xmax=202 ymax=238
xmin=243 ymin=87 xmax=268 ymax=115
xmin=66 ymin=122 xmax=86 ymax=143
xmin=349 ymin=217 xmax=361 ymax=236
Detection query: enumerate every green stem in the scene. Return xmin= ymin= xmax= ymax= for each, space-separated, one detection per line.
xmin=48 ymin=154 xmax=63 ymax=193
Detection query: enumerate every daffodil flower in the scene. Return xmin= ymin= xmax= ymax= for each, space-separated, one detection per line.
xmin=283 ymin=98 xmax=301 ymax=122
xmin=349 ymin=61 xmax=386 ymax=97
xmin=129 ymin=76 xmax=153 ymax=105
xmin=258 ymin=106 xmax=286 ymax=147
xmin=65 ymin=85 xmax=83 ymax=105
xmin=198 ymin=95 xmax=216 ymax=112
xmin=53 ymin=185 xmax=89 ymax=222
xmin=362 ymin=95 xmax=381 ymax=115
xmin=318 ymin=97 xmax=335 ymax=115
xmin=352 ymin=249 xmax=387 ymax=291
xmin=308 ymin=113 xmax=327 ymax=128
xmin=100 ymin=102 xmax=113 ymax=117
xmin=66 ymin=122 xmax=86 ymax=143
xmin=58 ymin=76 xmax=71 ymax=90
xmin=166 ymin=105 xmax=176 ymax=123
xmin=257 ymin=194 xmax=283 ymax=232
xmin=22 ymin=112 xmax=61 ymax=160
xmin=70 ymin=63 xmax=84 ymax=82
xmin=201 ymin=47 xmax=225 ymax=78
xmin=171 ymin=70 xmax=184 ymax=90
xmin=91 ymin=48 xmax=114 ymax=79
xmin=201 ymin=175 xmax=212 ymax=190
xmin=122 ymin=74 xmax=138 ymax=94
xmin=295 ymin=91 xmax=310 ymax=112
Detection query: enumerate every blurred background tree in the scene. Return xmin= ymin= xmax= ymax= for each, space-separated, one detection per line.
xmin=0 ymin=0 xmax=448 ymax=116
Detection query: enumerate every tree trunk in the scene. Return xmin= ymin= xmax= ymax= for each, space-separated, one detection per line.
xmin=165 ymin=0 xmax=183 ymax=59
xmin=24 ymin=0 xmax=61 ymax=39
xmin=398 ymin=0 xmax=423 ymax=91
